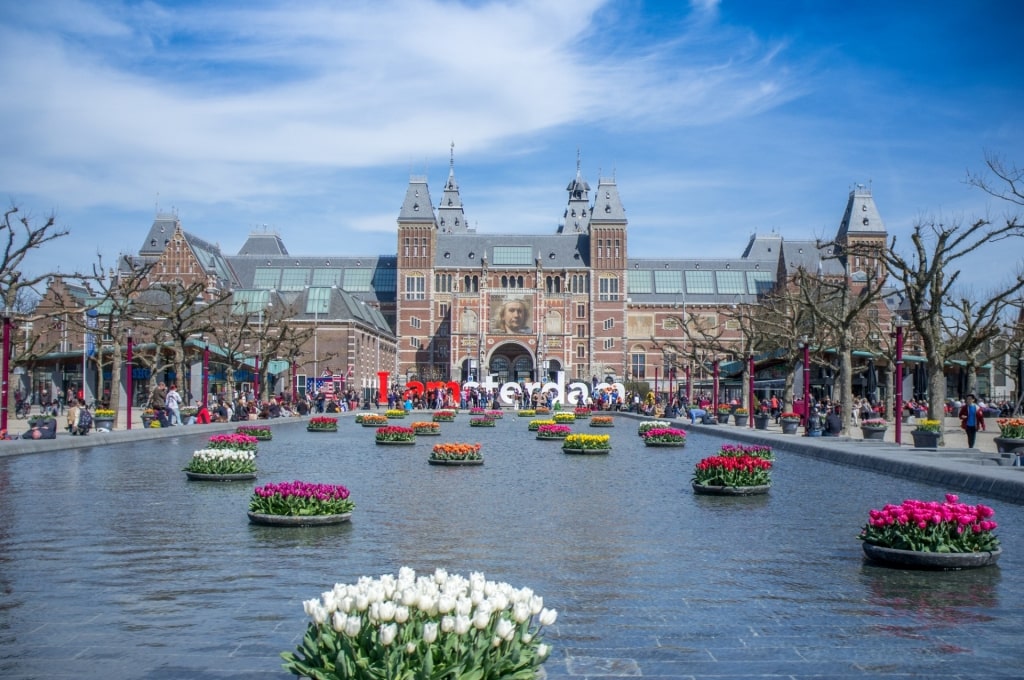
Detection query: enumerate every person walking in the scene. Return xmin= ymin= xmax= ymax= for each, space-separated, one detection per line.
xmin=165 ymin=384 xmax=182 ymax=426
xmin=149 ymin=381 xmax=168 ymax=421
xmin=958 ymin=394 xmax=985 ymax=448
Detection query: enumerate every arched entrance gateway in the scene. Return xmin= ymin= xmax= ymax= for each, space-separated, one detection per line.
xmin=459 ymin=341 xmax=558 ymax=383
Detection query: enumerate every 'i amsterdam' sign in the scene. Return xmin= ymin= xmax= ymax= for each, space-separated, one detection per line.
xmin=375 ymin=371 xmax=625 ymax=407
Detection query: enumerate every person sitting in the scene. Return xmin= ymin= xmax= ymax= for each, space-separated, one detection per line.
xmin=267 ymin=399 xmax=281 ymax=419
xmin=296 ymin=399 xmax=310 ymax=415
xmin=195 ymin=403 xmax=212 ymax=424
xmin=67 ymin=399 xmax=81 ymax=434
xmin=325 ymin=400 xmax=340 ymax=413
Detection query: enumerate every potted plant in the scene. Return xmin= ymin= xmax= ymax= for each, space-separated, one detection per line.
xmin=536 ymin=423 xmax=571 ymax=440
xmin=93 ymin=408 xmax=116 ymax=430
xmin=733 ymin=407 xmax=749 ymax=426
xmin=470 ymin=416 xmax=496 ymax=428
xmin=236 ymin=424 xmax=272 ymax=440
xmin=716 ymin=404 xmax=732 ymax=424
xmin=432 ymin=410 xmax=457 ymax=422
xmin=573 ymin=407 xmax=591 ymax=419
xmin=282 ymin=568 xmax=556 ymax=679
xmin=360 ymin=413 xmax=389 ymax=428
xmin=562 ymin=433 xmax=611 ymax=454
xmin=207 ymin=433 xmax=259 ymax=451
xmin=641 ymin=427 xmax=687 ymax=447
xmin=141 ymin=408 xmax=157 ymax=428
xmin=553 ymin=412 xmax=576 ymax=424
xmin=590 ymin=415 xmax=614 ymax=427
xmin=429 ymin=442 xmax=483 ymax=465
xmin=248 ymin=480 xmax=355 ymax=526
xmin=528 ymin=419 xmax=555 ymax=431
xmin=411 ymin=421 xmax=441 ymax=436
xmin=308 ymin=416 xmax=339 ymax=432
xmin=486 ymin=409 xmax=504 ymax=419
xmin=385 ymin=408 xmax=407 ymax=419
xmin=637 ymin=420 xmax=672 ymax=437
xmin=183 ymin=448 xmax=257 ymax=481
xmin=753 ymin=409 xmax=771 ymax=430
xmin=691 ymin=451 xmax=772 ymax=495
xmin=858 ymin=493 xmax=1001 ymax=569
xmin=994 ymin=418 xmax=1024 ymax=460
xmin=375 ymin=425 xmax=417 ymax=445
xmin=780 ymin=412 xmax=801 ymax=435
xmin=517 ymin=409 xmax=536 ymax=417
xmin=860 ymin=418 xmax=888 ymax=441
xmin=911 ymin=418 xmax=942 ymax=448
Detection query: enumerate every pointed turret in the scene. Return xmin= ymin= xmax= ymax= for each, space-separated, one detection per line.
xmin=398 ymin=175 xmax=436 ymax=226
xmin=437 ymin=143 xmax=473 ymax=233
xmin=836 ymin=183 xmax=886 ymax=240
xmin=589 ymin=177 xmax=626 ymax=225
xmin=558 ymin=150 xmax=592 ymax=234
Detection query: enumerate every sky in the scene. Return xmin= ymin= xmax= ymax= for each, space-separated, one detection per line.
xmin=1 ymin=0 xmax=1022 ymax=295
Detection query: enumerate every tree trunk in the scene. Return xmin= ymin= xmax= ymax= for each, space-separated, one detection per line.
xmin=928 ymin=358 xmax=947 ymax=446
xmin=837 ymin=340 xmax=853 ymax=435
xmin=109 ymin=340 xmax=122 ymax=429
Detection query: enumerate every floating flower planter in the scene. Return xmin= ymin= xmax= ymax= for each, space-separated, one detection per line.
xmin=589 ymin=415 xmax=614 ymax=427
xmin=307 ymin=416 xmax=339 ymax=432
xmin=470 ymin=417 xmax=496 ymax=427
xmin=282 ymin=568 xmax=556 ymax=678
xmin=360 ymin=414 xmax=389 ymax=428
xmin=517 ymin=409 xmax=537 ymax=417
xmin=428 ymin=442 xmax=483 ymax=465
xmin=375 ymin=426 xmax=416 ymax=444
xmin=486 ymin=410 xmax=504 ymax=419
xmin=573 ymin=408 xmax=591 ymax=419
xmin=432 ymin=410 xmax=457 ymax=422
xmin=236 ymin=425 xmax=272 ymax=440
xmin=641 ymin=427 xmax=687 ymax=447
xmin=536 ymin=424 xmax=571 ymax=440
xmin=691 ymin=446 xmax=772 ymax=495
xmin=385 ymin=409 xmax=407 ymax=419
xmin=858 ymin=493 xmax=1001 ymax=569
xmin=183 ymin=448 xmax=257 ymax=481
xmin=207 ymin=433 xmax=259 ymax=451
xmin=411 ymin=421 xmax=441 ymax=436
xmin=553 ymin=413 xmax=576 ymax=424
xmin=637 ymin=420 xmax=672 ymax=437
xmin=562 ymin=433 xmax=610 ymax=454
xmin=528 ymin=419 xmax=555 ymax=431
xmin=247 ymin=480 xmax=354 ymax=526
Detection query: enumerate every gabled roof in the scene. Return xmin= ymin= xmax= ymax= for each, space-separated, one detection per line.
xmin=780 ymin=239 xmax=846 ymax=278
xmin=237 ymin=231 xmax=289 ymax=256
xmin=139 ymin=213 xmax=180 ymax=257
xmin=434 ymin=233 xmax=590 ymax=269
xmin=226 ymin=254 xmax=397 ymax=305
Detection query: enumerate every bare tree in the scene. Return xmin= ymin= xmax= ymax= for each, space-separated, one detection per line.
xmin=886 ymin=156 xmax=1024 ymax=427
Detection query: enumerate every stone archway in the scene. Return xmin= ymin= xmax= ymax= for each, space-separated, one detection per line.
xmin=487 ymin=341 xmax=535 ymax=383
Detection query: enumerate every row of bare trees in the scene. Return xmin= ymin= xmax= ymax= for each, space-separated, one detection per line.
xmin=653 ymin=154 xmax=1024 ymax=434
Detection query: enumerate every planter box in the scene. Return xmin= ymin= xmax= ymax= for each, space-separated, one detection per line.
xmin=861 ymin=426 xmax=887 ymax=441
xmin=733 ymin=415 xmax=748 ymax=427
xmin=911 ymin=430 xmax=941 ymax=448
xmin=716 ymin=413 xmax=730 ymax=424
xmin=753 ymin=415 xmax=770 ymax=430
xmin=781 ymin=419 xmax=800 ymax=435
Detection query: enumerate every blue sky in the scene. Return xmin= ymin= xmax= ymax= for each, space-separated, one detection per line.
xmin=1 ymin=0 xmax=1022 ymax=293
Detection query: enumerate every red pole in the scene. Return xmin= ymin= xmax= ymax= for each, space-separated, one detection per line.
xmin=803 ymin=342 xmax=811 ymax=433
xmin=685 ymin=364 xmax=692 ymax=403
xmin=748 ymin=354 xmax=755 ymax=428
xmin=712 ymin=359 xmax=720 ymax=412
xmin=202 ymin=343 xmax=210 ymax=407
xmin=1 ymin=314 xmax=11 ymax=434
xmin=126 ymin=330 xmax=133 ymax=430
xmin=895 ymin=324 xmax=904 ymax=445
xmin=654 ymin=367 xmax=659 ymax=398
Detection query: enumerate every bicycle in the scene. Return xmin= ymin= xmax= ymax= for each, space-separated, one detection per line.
xmin=15 ymin=401 xmax=31 ymax=419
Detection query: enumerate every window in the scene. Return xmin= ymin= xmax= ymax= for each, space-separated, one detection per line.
xmin=603 ymin=318 xmax=614 ymax=330
xmin=746 ymin=271 xmax=774 ymax=295
xmin=311 ymin=268 xmax=342 ymax=287
xmin=404 ymin=238 xmax=410 ymax=257
xmin=232 ymin=289 xmax=270 ymax=314
xmin=435 ymin=273 xmax=452 ymax=292
xmin=577 ymin=303 xmax=586 ymax=318
xmin=306 ymin=287 xmax=332 ymax=314
xmin=280 ymin=268 xmax=310 ymax=291
xmin=684 ymin=270 xmax=714 ymax=294
xmin=464 ymin=275 xmax=479 ymax=293
xmin=654 ymin=270 xmax=683 ymax=294
xmin=409 ymin=337 xmax=419 ymax=348
xmin=373 ymin=266 xmax=397 ymax=293
xmin=404 ymin=274 xmax=425 ymax=300
xmin=615 ymin=240 xmax=620 ymax=258
xmin=570 ymin=274 xmax=588 ymax=294
xmin=599 ymin=276 xmax=620 ymax=301
xmin=439 ymin=303 xmax=450 ymax=318
xmin=545 ymin=276 xmax=562 ymax=294
xmin=344 ymin=268 xmax=373 ymax=292
xmin=631 ymin=352 xmax=646 ymax=379
xmin=603 ymin=338 xmax=615 ymax=350
xmin=576 ymin=344 xmax=586 ymax=358
xmin=577 ymin=324 xmax=587 ymax=338
xmin=253 ymin=268 xmax=280 ymax=289
xmin=627 ymin=269 xmax=652 ymax=294
xmin=410 ymin=317 xmax=422 ymax=329
xmin=715 ymin=270 xmax=745 ymax=295
xmin=492 ymin=246 xmax=533 ymax=266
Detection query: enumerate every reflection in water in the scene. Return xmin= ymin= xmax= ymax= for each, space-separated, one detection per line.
xmin=0 ymin=419 xmax=1021 ymax=679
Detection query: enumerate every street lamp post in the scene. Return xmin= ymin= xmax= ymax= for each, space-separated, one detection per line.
xmin=685 ymin=363 xmax=692 ymax=404
xmin=126 ymin=328 xmax=133 ymax=431
xmin=894 ymin=318 xmax=905 ymax=446
xmin=712 ymin=358 xmax=720 ymax=411
xmin=202 ymin=338 xmax=210 ymax=408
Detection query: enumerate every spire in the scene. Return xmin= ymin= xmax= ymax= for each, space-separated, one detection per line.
xmin=437 ymin=143 xmax=473 ymax=233
xmin=559 ymin=149 xmax=592 ymax=234
xmin=836 ymin=183 xmax=886 ymax=240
